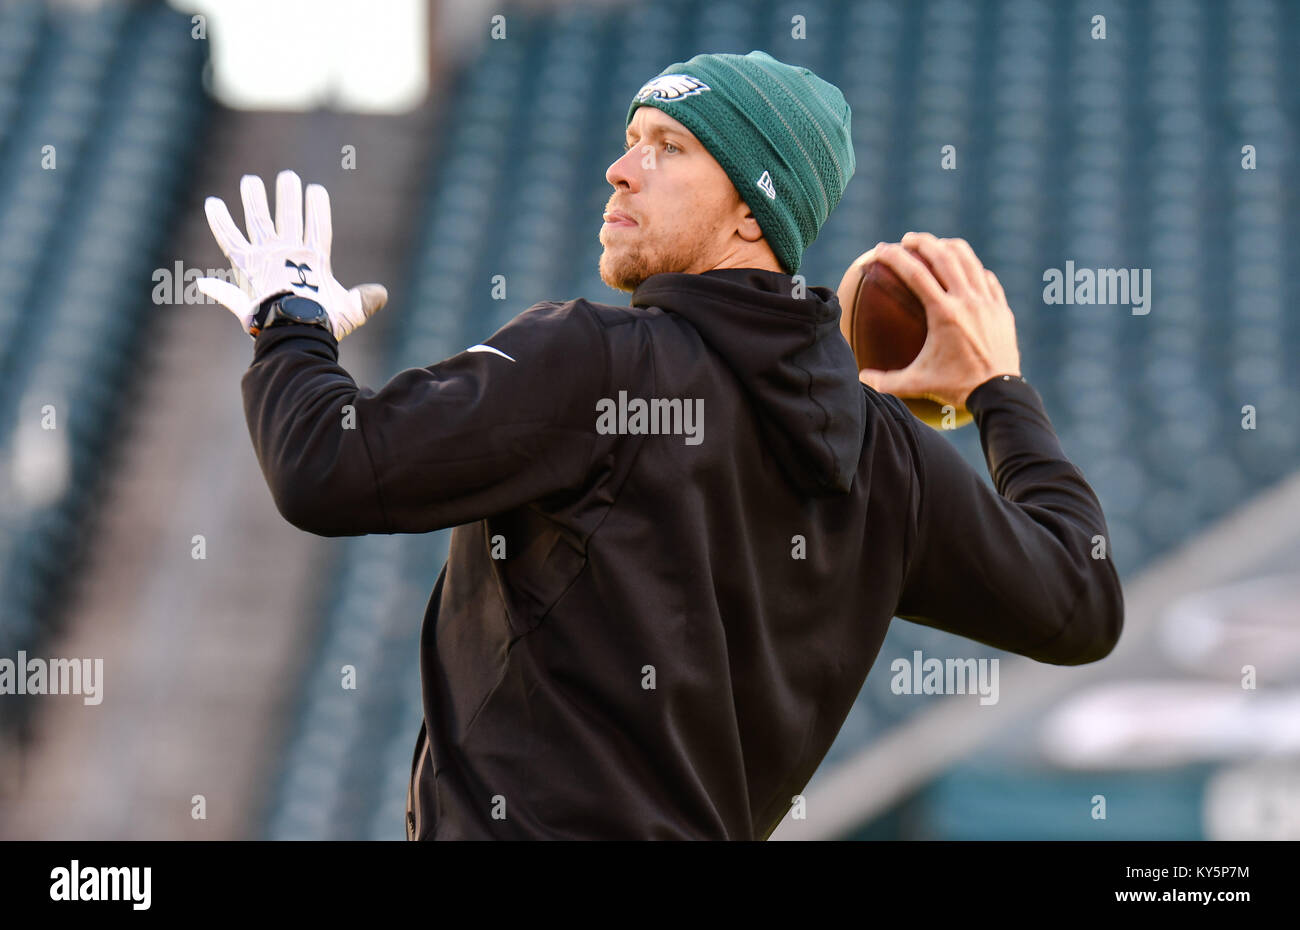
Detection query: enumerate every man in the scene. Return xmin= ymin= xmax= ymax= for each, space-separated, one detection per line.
xmin=198 ymin=50 xmax=1123 ymax=840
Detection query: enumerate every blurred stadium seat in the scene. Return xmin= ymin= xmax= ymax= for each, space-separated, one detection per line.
xmin=0 ymin=0 xmax=207 ymax=733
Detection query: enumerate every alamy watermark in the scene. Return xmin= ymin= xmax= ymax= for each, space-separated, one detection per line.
xmin=1042 ymin=261 xmax=1151 ymax=315
xmin=595 ymin=391 xmax=703 ymax=445
xmin=0 ymin=651 xmax=103 ymax=705
xmin=152 ymin=261 xmax=237 ymax=305
xmin=890 ymin=649 xmax=999 ymax=705
xmin=50 ymin=860 xmax=150 ymax=910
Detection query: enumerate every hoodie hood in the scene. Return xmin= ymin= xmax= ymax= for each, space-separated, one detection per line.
xmin=631 ymin=267 xmax=866 ymax=494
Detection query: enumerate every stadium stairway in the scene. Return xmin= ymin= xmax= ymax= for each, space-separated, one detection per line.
xmin=0 ymin=39 xmax=440 ymax=839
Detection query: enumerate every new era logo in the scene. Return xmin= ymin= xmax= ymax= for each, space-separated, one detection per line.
xmin=756 ymin=170 xmax=776 ymax=200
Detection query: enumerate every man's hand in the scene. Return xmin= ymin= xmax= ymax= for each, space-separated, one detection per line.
xmin=855 ymin=232 xmax=1021 ymax=409
xmin=196 ymin=170 xmax=388 ymax=340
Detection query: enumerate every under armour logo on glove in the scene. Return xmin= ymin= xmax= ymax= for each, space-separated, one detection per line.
xmin=285 ymin=259 xmax=320 ymax=292
xmin=195 ymin=170 xmax=388 ymax=341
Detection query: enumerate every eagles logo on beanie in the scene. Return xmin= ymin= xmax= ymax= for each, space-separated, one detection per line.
xmin=626 ymin=50 xmax=855 ymax=276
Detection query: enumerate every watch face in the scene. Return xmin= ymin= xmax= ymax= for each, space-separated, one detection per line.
xmin=279 ymin=296 xmax=328 ymax=325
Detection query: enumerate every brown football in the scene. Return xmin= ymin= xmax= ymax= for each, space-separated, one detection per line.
xmin=837 ymin=247 xmax=973 ymax=430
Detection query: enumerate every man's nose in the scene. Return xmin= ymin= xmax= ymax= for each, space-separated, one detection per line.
xmin=606 ymin=147 xmax=641 ymax=190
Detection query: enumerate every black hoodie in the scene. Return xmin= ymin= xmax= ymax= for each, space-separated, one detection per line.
xmin=241 ymin=266 xmax=1124 ymax=840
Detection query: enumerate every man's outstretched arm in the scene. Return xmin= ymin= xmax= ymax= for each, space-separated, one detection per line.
xmin=239 ymin=301 xmax=608 ymax=536
xmin=198 ymin=169 xmax=609 ymax=537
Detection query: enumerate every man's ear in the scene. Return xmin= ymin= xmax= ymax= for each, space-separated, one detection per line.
xmin=735 ymin=203 xmax=764 ymax=243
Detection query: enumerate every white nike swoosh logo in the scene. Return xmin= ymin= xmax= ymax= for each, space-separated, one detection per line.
xmin=466 ymin=344 xmax=516 ymax=362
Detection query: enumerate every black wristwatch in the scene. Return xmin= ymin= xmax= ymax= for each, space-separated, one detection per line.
xmin=251 ymin=293 xmax=331 ymax=338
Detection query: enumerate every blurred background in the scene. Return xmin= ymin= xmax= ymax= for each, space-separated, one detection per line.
xmin=0 ymin=0 xmax=1296 ymax=840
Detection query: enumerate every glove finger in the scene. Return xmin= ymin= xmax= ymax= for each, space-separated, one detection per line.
xmin=204 ymin=196 xmax=250 ymax=265
xmin=275 ymin=170 xmax=304 ymax=244
xmin=240 ymin=174 xmax=277 ymax=245
xmin=351 ymin=283 xmax=389 ymax=318
xmin=304 ymin=183 xmax=333 ymax=257
xmin=196 ymin=277 xmax=252 ymax=320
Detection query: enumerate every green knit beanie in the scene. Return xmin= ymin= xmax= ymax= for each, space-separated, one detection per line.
xmin=625 ymin=50 xmax=854 ymax=276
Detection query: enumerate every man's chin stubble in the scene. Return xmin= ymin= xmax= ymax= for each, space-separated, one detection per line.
xmin=599 ymin=248 xmax=651 ymax=293
xmin=600 ymin=239 xmax=705 ymax=293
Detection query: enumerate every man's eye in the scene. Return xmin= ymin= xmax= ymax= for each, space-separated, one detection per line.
xmin=624 ymin=141 xmax=678 ymax=154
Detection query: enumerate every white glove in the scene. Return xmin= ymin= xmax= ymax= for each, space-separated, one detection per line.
xmin=196 ymin=170 xmax=388 ymax=340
